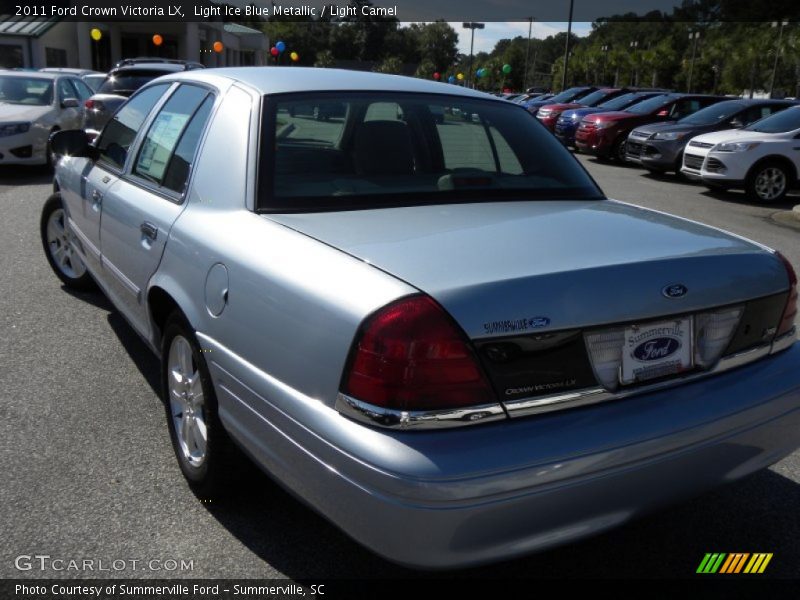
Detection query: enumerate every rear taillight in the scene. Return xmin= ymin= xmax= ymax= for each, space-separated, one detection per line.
xmin=776 ymin=251 xmax=798 ymax=337
xmin=84 ymin=99 xmax=94 ymax=109
xmin=341 ymin=295 xmax=495 ymax=411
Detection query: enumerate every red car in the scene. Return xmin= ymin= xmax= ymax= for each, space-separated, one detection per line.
xmin=536 ymin=88 xmax=630 ymax=132
xmin=575 ymin=93 xmax=724 ymax=161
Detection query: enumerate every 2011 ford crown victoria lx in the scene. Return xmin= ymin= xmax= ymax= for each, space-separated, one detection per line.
xmin=41 ymin=68 xmax=799 ymax=569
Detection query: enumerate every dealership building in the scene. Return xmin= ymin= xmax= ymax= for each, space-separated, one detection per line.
xmin=0 ymin=18 xmax=269 ymax=70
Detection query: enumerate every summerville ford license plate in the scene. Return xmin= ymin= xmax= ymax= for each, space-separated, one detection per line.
xmin=621 ymin=317 xmax=693 ymax=384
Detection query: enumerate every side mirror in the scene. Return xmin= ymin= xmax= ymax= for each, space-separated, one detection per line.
xmin=50 ymin=129 xmax=96 ymax=159
xmin=61 ymin=97 xmax=79 ymax=109
xmin=656 ymin=109 xmax=670 ymax=117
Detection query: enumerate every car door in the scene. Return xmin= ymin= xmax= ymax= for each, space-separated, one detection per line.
xmin=61 ymin=84 xmax=172 ymax=280
xmin=98 ymin=84 xmax=215 ymax=335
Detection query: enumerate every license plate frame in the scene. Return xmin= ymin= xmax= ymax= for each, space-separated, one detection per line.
xmin=621 ymin=317 xmax=693 ymax=385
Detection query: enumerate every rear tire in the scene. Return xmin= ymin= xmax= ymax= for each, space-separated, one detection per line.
xmin=40 ymin=193 xmax=95 ymax=290
xmin=746 ymin=161 xmax=790 ymax=203
xmin=162 ymin=311 xmax=238 ymax=498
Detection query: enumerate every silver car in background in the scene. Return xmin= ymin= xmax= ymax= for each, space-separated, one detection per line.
xmin=0 ymin=71 xmax=92 ymax=166
xmin=42 ymin=68 xmax=800 ymax=569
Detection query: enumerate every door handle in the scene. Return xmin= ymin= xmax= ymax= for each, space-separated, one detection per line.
xmin=140 ymin=221 xmax=158 ymax=242
xmin=91 ymin=189 xmax=102 ymax=209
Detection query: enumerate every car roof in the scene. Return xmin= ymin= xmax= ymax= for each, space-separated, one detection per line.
xmin=161 ymin=67 xmax=507 ymax=101
xmin=0 ymin=71 xmax=60 ymax=80
xmin=111 ymin=63 xmax=196 ymax=74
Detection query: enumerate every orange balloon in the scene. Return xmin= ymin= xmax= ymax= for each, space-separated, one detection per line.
xmin=213 ymin=41 xmax=224 ymax=53
xmin=152 ymin=34 xmax=163 ymax=46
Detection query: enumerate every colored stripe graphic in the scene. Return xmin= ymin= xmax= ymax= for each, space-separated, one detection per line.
xmin=699 ymin=552 xmax=772 ymax=574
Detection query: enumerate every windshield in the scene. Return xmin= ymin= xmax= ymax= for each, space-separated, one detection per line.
xmin=98 ymin=71 xmax=167 ymax=96
xmin=745 ymin=106 xmax=800 ymax=133
xmin=260 ymin=92 xmax=603 ymax=211
xmin=679 ymin=100 xmax=744 ymax=125
xmin=625 ymin=94 xmax=672 ymax=115
xmin=576 ymin=89 xmax=613 ymax=106
xmin=0 ymin=76 xmax=53 ymax=106
xmin=597 ymin=92 xmax=645 ymax=111
xmin=546 ymin=87 xmax=589 ymax=104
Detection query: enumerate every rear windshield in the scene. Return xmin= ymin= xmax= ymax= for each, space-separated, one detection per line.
xmin=98 ymin=70 xmax=168 ymax=96
xmin=744 ymin=106 xmax=800 ymax=133
xmin=624 ymin=94 xmax=673 ymax=114
xmin=259 ymin=92 xmax=604 ymax=212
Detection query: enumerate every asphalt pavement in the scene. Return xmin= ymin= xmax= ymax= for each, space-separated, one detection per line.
xmin=1 ymin=156 xmax=799 ymax=581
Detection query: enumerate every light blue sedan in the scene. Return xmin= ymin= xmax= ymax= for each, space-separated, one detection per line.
xmin=41 ymin=68 xmax=799 ymax=569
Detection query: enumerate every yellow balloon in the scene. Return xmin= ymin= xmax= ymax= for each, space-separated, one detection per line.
xmin=456 ymin=72 xmax=464 ymax=81
xmin=90 ymin=28 xmax=102 ymax=42
xmin=290 ymin=51 xmax=299 ymax=62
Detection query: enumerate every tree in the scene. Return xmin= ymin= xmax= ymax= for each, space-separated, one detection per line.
xmin=373 ymin=56 xmax=404 ymax=74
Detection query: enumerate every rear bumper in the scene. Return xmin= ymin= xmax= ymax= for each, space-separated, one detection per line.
xmin=205 ymin=335 xmax=800 ymax=569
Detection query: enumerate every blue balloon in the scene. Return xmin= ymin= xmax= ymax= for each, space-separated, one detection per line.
xmin=276 ymin=41 xmax=286 ymax=53
xmin=448 ymin=75 xmax=456 ymax=83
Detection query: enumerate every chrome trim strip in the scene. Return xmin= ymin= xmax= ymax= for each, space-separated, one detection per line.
xmin=67 ymin=216 xmax=100 ymax=260
xmin=101 ymin=255 xmax=141 ymax=299
xmin=335 ymin=393 xmax=506 ymax=430
xmin=504 ymin=343 xmax=774 ymax=419
xmin=771 ymin=327 xmax=796 ymax=354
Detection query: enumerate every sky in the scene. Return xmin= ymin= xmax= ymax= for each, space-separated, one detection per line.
xmin=449 ymin=22 xmax=593 ymax=55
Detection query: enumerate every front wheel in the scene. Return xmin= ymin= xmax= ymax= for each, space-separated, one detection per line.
xmin=40 ymin=193 xmax=94 ymax=290
xmin=613 ymin=138 xmax=628 ymax=163
xmin=746 ymin=162 xmax=790 ymax=203
xmin=162 ymin=312 xmax=238 ymax=497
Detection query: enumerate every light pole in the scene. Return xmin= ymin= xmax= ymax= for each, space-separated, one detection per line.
xmin=629 ymin=40 xmax=639 ymax=86
xmin=770 ymin=19 xmax=789 ymax=98
xmin=462 ymin=22 xmax=485 ymax=89
xmin=687 ymin=30 xmax=700 ymax=93
xmin=601 ymin=44 xmax=609 ymax=85
xmin=523 ymin=17 xmax=535 ymax=90
xmin=561 ymin=0 xmax=575 ymax=90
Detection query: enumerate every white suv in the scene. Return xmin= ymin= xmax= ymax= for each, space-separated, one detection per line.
xmin=680 ymin=105 xmax=800 ymax=202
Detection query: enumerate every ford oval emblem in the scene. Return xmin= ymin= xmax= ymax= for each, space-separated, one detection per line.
xmin=633 ymin=337 xmax=681 ymax=362
xmin=530 ymin=317 xmax=550 ymax=328
xmin=662 ymin=283 xmax=688 ymax=298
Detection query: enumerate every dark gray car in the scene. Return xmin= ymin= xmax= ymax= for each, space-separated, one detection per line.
xmin=626 ymin=99 xmax=797 ymax=173
xmin=84 ymin=60 xmax=203 ymax=139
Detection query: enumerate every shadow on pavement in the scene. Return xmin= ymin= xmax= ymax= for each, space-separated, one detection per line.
xmin=0 ymin=164 xmax=53 ymax=186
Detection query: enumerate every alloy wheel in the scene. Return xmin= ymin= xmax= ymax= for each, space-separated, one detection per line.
xmin=45 ymin=208 xmax=86 ymax=279
xmin=168 ymin=335 xmax=208 ymax=467
xmin=753 ymin=167 xmax=786 ymax=201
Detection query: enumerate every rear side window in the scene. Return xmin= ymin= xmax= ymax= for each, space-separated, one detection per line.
xmin=134 ymin=85 xmax=213 ymax=194
xmin=96 ymin=84 xmax=170 ymax=170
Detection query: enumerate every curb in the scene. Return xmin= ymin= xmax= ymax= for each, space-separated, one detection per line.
xmin=771 ymin=207 xmax=800 ymax=230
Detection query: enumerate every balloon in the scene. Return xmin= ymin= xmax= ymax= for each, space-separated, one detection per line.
xmin=502 ymin=63 xmax=512 ymax=74
xmin=270 ymin=47 xmax=279 ymax=57
xmin=456 ymin=72 xmax=464 ymax=81
xmin=213 ymin=41 xmax=224 ymax=53
xmin=152 ymin=34 xmax=163 ymax=46
xmin=276 ymin=41 xmax=286 ymax=53
xmin=433 ymin=72 xmax=441 ymax=80
xmin=290 ymin=51 xmax=299 ymax=62
xmin=90 ymin=28 xmax=102 ymax=42
xmin=448 ymin=75 xmax=456 ymax=83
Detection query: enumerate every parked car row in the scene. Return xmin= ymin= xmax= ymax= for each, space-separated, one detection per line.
xmin=533 ymin=86 xmax=800 ymax=202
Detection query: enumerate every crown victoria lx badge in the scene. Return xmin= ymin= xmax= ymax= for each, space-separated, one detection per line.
xmin=662 ymin=283 xmax=688 ymax=298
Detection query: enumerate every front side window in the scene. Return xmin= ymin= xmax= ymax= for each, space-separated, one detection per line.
xmin=133 ymin=85 xmax=213 ymax=194
xmin=96 ymin=84 xmax=170 ymax=170
xmin=625 ymin=95 xmax=673 ymax=115
xmin=261 ymin=92 xmax=603 ymax=211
